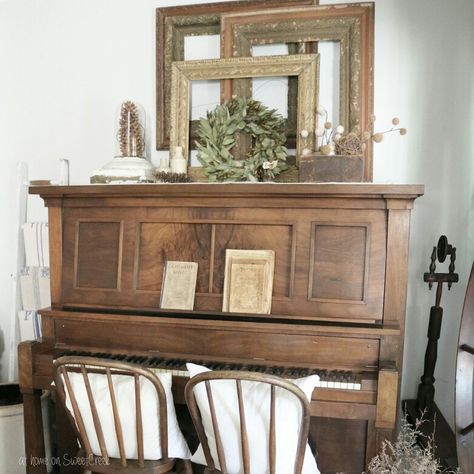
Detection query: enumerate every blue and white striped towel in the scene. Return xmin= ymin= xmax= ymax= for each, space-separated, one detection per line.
xmin=19 ymin=266 xmax=51 ymax=311
xmin=22 ymin=222 xmax=49 ymax=267
xmin=18 ymin=310 xmax=42 ymax=340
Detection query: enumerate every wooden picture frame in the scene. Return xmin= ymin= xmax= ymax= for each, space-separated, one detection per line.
xmin=169 ymin=54 xmax=319 ymax=179
xmin=156 ymin=0 xmax=318 ymax=150
xmin=220 ymin=3 xmax=375 ymax=180
xmin=222 ymin=249 xmax=275 ymax=314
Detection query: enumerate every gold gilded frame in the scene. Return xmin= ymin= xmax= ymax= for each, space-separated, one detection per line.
xmin=221 ymin=3 xmax=374 ymax=180
xmin=156 ymin=0 xmax=318 ymax=150
xmin=169 ymin=54 xmax=319 ymax=176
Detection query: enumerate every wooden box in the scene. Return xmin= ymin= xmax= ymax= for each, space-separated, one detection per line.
xmin=299 ymin=154 xmax=364 ymax=182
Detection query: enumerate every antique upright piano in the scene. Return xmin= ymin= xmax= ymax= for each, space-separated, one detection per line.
xmin=19 ymin=183 xmax=423 ymax=473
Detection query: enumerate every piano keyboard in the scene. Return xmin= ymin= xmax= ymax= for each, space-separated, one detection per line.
xmin=61 ymin=350 xmax=367 ymax=391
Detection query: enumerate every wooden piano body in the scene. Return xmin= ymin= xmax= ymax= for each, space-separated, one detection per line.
xmin=19 ymin=183 xmax=423 ymax=473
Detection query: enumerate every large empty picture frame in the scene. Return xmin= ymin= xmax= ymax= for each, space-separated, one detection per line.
xmin=156 ymin=0 xmax=318 ymax=149
xmin=221 ymin=3 xmax=374 ymax=180
xmin=169 ymin=53 xmax=319 ymax=171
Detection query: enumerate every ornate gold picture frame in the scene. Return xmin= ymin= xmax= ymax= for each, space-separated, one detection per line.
xmin=220 ymin=3 xmax=374 ymax=180
xmin=169 ymin=54 xmax=319 ymax=177
xmin=156 ymin=0 xmax=318 ymax=150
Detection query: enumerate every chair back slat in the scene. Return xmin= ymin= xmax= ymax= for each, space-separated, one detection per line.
xmin=294 ymin=390 xmax=311 ymax=474
xmin=185 ymin=384 xmax=216 ymax=471
xmin=158 ymin=378 xmax=169 ymax=461
xmin=205 ymin=380 xmax=227 ymax=474
xmin=81 ymin=366 xmax=109 ymax=463
xmin=134 ymin=374 xmax=145 ymax=467
xmin=106 ymin=368 xmax=127 ymax=467
xmin=269 ymin=384 xmax=276 ymax=474
xmin=60 ymin=366 xmax=94 ymax=459
xmin=185 ymin=370 xmax=311 ymax=474
xmin=236 ymin=380 xmax=250 ymax=474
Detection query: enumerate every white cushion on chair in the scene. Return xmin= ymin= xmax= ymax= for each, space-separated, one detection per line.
xmin=187 ymin=363 xmax=320 ymax=474
xmin=64 ymin=371 xmax=191 ymax=460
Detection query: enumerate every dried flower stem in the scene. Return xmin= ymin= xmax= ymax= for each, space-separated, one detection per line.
xmin=366 ymin=413 xmax=459 ymax=474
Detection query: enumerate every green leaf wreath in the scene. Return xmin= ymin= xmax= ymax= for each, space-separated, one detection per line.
xmin=195 ymin=97 xmax=288 ymax=182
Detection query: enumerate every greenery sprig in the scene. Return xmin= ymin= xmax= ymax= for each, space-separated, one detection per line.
xmin=195 ymin=97 xmax=288 ymax=182
xmin=366 ymin=414 xmax=459 ymax=474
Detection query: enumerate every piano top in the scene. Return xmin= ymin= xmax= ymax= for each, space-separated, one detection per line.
xmin=29 ymin=182 xmax=425 ymax=200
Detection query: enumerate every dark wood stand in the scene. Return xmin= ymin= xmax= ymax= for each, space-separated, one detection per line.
xmin=403 ymin=236 xmax=460 ymax=470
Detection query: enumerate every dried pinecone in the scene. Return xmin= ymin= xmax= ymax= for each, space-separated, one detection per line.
xmin=118 ymin=101 xmax=145 ymax=157
xmin=153 ymin=171 xmax=190 ymax=183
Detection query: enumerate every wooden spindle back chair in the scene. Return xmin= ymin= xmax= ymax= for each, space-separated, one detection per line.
xmin=185 ymin=371 xmax=311 ymax=474
xmin=53 ymin=356 xmax=176 ymax=473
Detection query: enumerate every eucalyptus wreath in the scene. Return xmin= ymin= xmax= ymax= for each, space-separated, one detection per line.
xmin=195 ymin=97 xmax=288 ymax=182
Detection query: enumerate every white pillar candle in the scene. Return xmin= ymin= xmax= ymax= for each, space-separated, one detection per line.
xmin=159 ymin=155 xmax=170 ymax=172
xmin=59 ymin=158 xmax=70 ymax=185
xmin=170 ymin=146 xmax=187 ymax=174
xmin=170 ymin=157 xmax=187 ymax=174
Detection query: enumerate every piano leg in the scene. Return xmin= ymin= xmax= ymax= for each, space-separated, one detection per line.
xmin=22 ymin=389 xmax=47 ymax=474
xmin=366 ymin=421 xmax=377 ymax=466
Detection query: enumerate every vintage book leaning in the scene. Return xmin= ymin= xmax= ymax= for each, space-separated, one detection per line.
xmin=223 ymin=249 xmax=275 ymax=314
xmin=160 ymin=261 xmax=198 ymax=310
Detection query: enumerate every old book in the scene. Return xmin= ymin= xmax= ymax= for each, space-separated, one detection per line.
xmin=22 ymin=222 xmax=50 ymax=267
xmin=160 ymin=261 xmax=198 ymax=310
xmin=222 ymin=250 xmax=275 ymax=314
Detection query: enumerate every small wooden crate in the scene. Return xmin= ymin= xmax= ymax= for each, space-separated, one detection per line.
xmin=299 ymin=154 xmax=364 ymax=182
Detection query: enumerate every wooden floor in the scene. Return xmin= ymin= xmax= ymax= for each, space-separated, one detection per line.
xmin=403 ymin=400 xmax=458 ymax=470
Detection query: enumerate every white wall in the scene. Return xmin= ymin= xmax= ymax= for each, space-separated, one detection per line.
xmin=1 ymin=0 xmax=473 ymax=429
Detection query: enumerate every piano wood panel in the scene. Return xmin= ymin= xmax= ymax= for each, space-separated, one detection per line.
xmin=135 ymin=222 xmax=212 ymax=293
xmin=310 ymin=418 xmax=368 ymax=473
xmin=310 ymin=224 xmax=367 ymax=301
xmin=46 ymin=310 xmax=380 ymax=370
xmin=60 ymin=204 xmax=387 ymax=322
xmin=74 ymin=220 xmax=123 ymax=289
